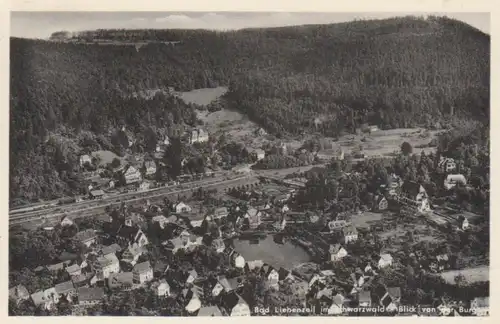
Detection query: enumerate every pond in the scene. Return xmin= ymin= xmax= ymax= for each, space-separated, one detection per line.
xmin=232 ymin=235 xmax=311 ymax=270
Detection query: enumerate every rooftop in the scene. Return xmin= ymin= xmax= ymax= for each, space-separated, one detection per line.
xmin=78 ymin=287 xmax=105 ymax=302
xmin=134 ymin=261 xmax=152 ymax=274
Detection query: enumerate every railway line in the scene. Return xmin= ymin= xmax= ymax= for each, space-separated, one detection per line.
xmin=9 ymin=173 xmax=233 ymax=220
xmin=9 ymin=165 xmax=311 ymax=227
xmin=9 ymin=175 xmax=260 ymax=227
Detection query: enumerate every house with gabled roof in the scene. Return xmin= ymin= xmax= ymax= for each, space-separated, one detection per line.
xmin=121 ymin=245 xmax=145 ymax=265
xmin=31 ymin=289 xmax=59 ymax=310
xmin=444 ymin=174 xmax=467 ymax=190
xmin=122 ymin=165 xmax=142 ymax=184
xmin=278 ymin=267 xmax=294 ymax=283
xmin=152 ymin=215 xmax=169 ymax=229
xmin=77 ymin=287 xmax=105 ymax=306
xmin=80 ymin=154 xmax=92 ymax=167
xmin=212 ymin=237 xmax=226 ymax=253
xmin=46 ymin=261 xmax=69 ymax=273
xmin=55 ymin=281 xmax=76 ymax=301
xmin=378 ymin=253 xmax=394 ymax=268
xmin=206 ymin=206 xmax=229 ymax=220
xmin=245 ymin=208 xmax=262 ymax=229
xmin=398 ymin=181 xmax=431 ymax=213
xmin=133 ymin=261 xmax=153 ymax=284
xmin=92 ymin=253 xmax=120 ymax=280
xmin=438 ymin=156 xmax=457 ymax=173
xmin=245 ymin=260 xmax=264 ymax=272
xmin=73 ymin=229 xmax=97 ymax=247
xmin=108 ymin=272 xmax=134 ymax=291
xmin=151 ymin=279 xmax=171 ymax=297
xmin=330 ymin=244 xmax=348 ymax=261
xmin=198 ymin=305 xmax=223 ymax=316
xmin=173 ymin=201 xmax=192 ymax=214
xmin=379 ymin=286 xmax=401 ymax=312
xmin=61 ymin=215 xmax=74 ymax=227
xmin=9 ymin=285 xmax=30 ymax=305
xmin=342 ymin=225 xmax=358 ymax=244
xmin=89 ymin=189 xmax=106 ymax=200
xmin=262 ymin=265 xmax=279 ymax=290
xmin=116 ymin=226 xmax=148 ymax=248
xmin=326 ymin=293 xmax=345 ymax=315
xmin=183 ymin=287 xmax=202 ymax=313
xmin=144 ymin=160 xmax=157 ymax=176
xmin=189 ymin=128 xmax=209 ymax=144
xmin=220 ymin=292 xmax=251 ymax=316
xmin=101 ymin=243 xmax=122 ymax=257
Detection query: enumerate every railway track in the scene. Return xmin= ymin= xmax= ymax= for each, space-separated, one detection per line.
xmin=9 ymin=175 xmax=260 ymax=226
xmin=9 ymin=174 xmax=233 ymax=220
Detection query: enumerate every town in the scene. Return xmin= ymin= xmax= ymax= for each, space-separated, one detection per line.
xmin=9 ymin=123 xmax=490 ymax=317
xmin=9 ymin=13 xmax=490 ymax=318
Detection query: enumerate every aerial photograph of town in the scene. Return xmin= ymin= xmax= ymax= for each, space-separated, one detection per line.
xmin=8 ymin=11 xmax=490 ymax=316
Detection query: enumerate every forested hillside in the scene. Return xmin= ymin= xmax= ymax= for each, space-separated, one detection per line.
xmin=10 ymin=16 xmax=490 ymax=203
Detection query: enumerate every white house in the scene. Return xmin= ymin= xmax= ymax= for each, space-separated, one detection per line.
xmin=79 ymin=154 xmax=92 ymax=167
xmin=399 ymin=181 xmax=431 ymax=213
xmin=329 ymin=219 xmax=348 ymax=232
xmin=144 ymin=161 xmax=156 ymax=176
xmin=439 ymin=157 xmax=457 ymax=173
xmin=189 ymin=214 xmax=205 ymax=228
xmin=342 ymin=225 xmax=359 ymax=244
xmin=252 ymin=148 xmax=266 ymax=161
xmin=444 ymin=174 xmax=467 ymax=190
xmin=61 ymin=216 xmax=74 ymax=227
xmin=152 ymin=279 xmax=170 ymax=297
xmin=173 ymin=202 xmax=192 ymax=213
xmin=264 ymin=266 xmax=280 ymax=290
xmin=378 ymin=254 xmax=393 ymax=268
xmin=189 ymin=129 xmax=209 ymax=144
xmin=93 ymin=253 xmax=120 ymax=280
xmin=329 ymin=244 xmax=348 ymax=262
xmin=123 ymin=165 xmax=142 ymax=184
xmin=31 ymin=288 xmax=59 ymax=310
xmin=460 ymin=217 xmax=470 ymax=230
xmin=232 ymin=253 xmax=245 ymax=269
xmin=133 ymin=261 xmax=153 ymax=284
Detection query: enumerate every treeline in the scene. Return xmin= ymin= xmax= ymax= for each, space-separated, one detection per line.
xmin=10 ymin=15 xmax=490 ymax=202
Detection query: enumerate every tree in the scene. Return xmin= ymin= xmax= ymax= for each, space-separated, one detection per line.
xmin=111 ymin=158 xmax=121 ymax=169
xmin=401 ymin=142 xmax=413 ymax=156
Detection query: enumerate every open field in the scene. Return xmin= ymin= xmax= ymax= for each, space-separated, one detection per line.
xmin=91 ymin=150 xmax=122 ymax=167
xmin=351 ymin=211 xmax=383 ymax=229
xmin=338 ymin=128 xmax=444 ymax=157
xmin=197 ymin=108 xmax=267 ymax=149
xmin=440 ymin=266 xmax=489 ymax=284
xmin=176 ymin=86 xmax=228 ymax=106
xmin=351 ymin=211 xmax=445 ymax=251
xmin=293 ymin=128 xmax=445 ymax=161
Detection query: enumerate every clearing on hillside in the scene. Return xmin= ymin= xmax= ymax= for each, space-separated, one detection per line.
xmin=176 ymin=86 xmax=228 ymax=106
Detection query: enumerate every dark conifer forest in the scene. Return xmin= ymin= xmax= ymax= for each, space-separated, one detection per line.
xmin=10 ymin=16 xmax=490 ymax=203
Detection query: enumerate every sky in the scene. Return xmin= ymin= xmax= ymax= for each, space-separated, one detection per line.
xmin=10 ymin=12 xmax=490 ymax=39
